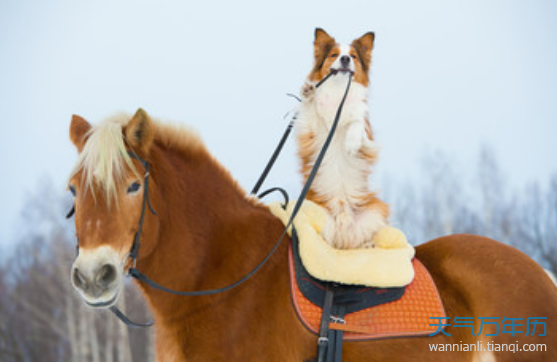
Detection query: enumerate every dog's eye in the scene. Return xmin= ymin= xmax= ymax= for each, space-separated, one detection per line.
xmin=68 ymin=185 xmax=76 ymax=197
xmin=330 ymin=53 xmax=339 ymax=58
xmin=127 ymin=181 xmax=141 ymax=194
xmin=351 ymin=54 xmax=357 ymax=59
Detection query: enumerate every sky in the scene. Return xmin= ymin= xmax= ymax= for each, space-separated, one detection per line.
xmin=1 ymin=0 xmax=556 ymax=246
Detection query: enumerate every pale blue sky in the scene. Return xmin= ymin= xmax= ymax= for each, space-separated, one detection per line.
xmin=1 ymin=0 xmax=556 ymax=246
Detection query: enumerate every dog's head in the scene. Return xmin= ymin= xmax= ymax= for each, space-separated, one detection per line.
xmin=309 ymin=28 xmax=375 ymax=87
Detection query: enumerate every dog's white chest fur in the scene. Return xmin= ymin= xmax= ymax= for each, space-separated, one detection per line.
xmin=297 ymin=77 xmax=370 ymax=203
xmin=313 ymin=77 xmax=368 ymax=126
xmin=295 ymin=76 xmax=386 ymax=249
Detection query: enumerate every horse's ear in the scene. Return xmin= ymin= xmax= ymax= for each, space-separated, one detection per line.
xmin=70 ymin=115 xmax=92 ymax=152
xmin=352 ymin=32 xmax=375 ymax=71
xmin=125 ymin=108 xmax=154 ymax=154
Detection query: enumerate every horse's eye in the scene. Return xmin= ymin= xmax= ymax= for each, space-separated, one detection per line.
xmin=69 ymin=185 xmax=76 ymax=197
xmin=127 ymin=181 xmax=141 ymax=194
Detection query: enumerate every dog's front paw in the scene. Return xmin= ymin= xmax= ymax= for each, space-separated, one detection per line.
xmin=345 ymin=123 xmax=365 ymax=156
xmin=301 ymin=81 xmax=316 ymax=100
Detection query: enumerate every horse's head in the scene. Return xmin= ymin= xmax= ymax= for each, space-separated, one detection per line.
xmin=68 ymin=109 xmax=159 ymax=308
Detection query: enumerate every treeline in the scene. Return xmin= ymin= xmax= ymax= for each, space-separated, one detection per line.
xmin=384 ymin=147 xmax=557 ymax=273
xmin=0 ymin=147 xmax=555 ymax=362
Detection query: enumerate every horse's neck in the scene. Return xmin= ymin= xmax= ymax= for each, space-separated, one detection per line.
xmin=137 ymin=144 xmax=286 ymax=330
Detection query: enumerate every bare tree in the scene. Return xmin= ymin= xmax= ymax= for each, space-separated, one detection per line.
xmin=514 ymin=176 xmax=557 ymax=274
xmin=387 ymin=147 xmax=557 ymax=278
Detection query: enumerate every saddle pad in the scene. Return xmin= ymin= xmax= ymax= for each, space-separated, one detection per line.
xmin=291 ymin=227 xmax=406 ymax=314
xmin=289 ymin=243 xmax=447 ymax=341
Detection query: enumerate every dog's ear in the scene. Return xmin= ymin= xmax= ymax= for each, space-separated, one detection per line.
xmin=352 ymin=32 xmax=375 ymax=72
xmin=70 ymin=115 xmax=92 ymax=152
xmin=313 ymin=28 xmax=336 ymax=67
xmin=124 ymin=108 xmax=155 ymax=155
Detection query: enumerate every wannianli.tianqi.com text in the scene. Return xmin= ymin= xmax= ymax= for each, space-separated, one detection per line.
xmin=429 ymin=342 xmax=547 ymax=353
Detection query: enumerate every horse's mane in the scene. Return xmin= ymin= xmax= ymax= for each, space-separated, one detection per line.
xmin=70 ymin=113 xmax=208 ymax=206
xmin=152 ymin=117 xmax=205 ymax=159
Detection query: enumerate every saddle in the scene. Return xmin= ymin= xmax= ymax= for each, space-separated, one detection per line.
xmin=269 ymin=201 xmax=446 ymax=362
xmin=290 ymin=228 xmax=446 ymax=361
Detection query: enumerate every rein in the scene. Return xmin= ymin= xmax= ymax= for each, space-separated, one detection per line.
xmin=249 ymin=72 xmax=335 ymax=196
xmin=69 ymin=72 xmax=353 ymax=328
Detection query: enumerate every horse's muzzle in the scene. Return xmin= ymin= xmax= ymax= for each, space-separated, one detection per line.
xmin=71 ymin=246 xmax=123 ymax=307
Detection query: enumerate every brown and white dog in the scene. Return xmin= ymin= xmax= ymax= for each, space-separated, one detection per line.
xmin=295 ymin=28 xmax=389 ymax=249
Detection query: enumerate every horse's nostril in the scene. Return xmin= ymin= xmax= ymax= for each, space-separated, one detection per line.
xmin=97 ymin=264 xmax=117 ymax=287
xmin=73 ymin=268 xmax=87 ymax=290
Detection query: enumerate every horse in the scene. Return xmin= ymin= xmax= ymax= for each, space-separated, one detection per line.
xmin=67 ymin=109 xmax=557 ymax=362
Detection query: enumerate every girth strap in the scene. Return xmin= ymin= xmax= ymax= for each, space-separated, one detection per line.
xmin=316 ymin=294 xmax=348 ymax=362
xmin=317 ymin=288 xmax=334 ymax=362
xmin=333 ymin=306 xmax=346 ymax=362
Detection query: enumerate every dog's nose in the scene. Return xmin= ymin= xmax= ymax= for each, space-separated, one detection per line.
xmin=340 ymin=55 xmax=350 ymax=67
xmin=72 ymin=263 xmax=118 ymax=296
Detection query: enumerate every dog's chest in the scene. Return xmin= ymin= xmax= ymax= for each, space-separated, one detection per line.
xmin=312 ymin=127 xmax=368 ymax=200
xmin=314 ymin=79 xmax=368 ymax=126
xmin=297 ymin=86 xmax=371 ymax=201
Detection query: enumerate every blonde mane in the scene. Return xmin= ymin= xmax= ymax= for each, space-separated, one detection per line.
xmin=70 ymin=113 xmax=206 ymax=205
xmin=70 ymin=114 xmax=137 ymax=204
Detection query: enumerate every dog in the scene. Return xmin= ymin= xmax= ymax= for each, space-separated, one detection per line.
xmin=295 ymin=28 xmax=389 ymax=249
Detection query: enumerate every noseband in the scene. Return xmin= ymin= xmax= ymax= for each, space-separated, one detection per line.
xmin=68 ymin=72 xmax=353 ymax=328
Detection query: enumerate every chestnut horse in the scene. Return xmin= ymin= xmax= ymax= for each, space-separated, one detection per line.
xmin=68 ymin=109 xmax=557 ymax=362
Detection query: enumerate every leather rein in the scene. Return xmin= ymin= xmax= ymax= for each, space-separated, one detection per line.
xmin=68 ymin=71 xmax=352 ymax=328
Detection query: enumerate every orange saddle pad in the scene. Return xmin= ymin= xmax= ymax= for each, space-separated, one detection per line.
xmin=288 ymin=243 xmax=446 ymax=341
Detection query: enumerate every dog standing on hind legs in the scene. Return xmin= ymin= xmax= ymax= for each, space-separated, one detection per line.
xmin=295 ymin=28 xmax=389 ymax=250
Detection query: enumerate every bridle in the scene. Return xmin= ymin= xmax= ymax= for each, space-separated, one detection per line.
xmin=121 ymin=152 xmax=157 ymax=272
xmin=69 ymin=72 xmax=352 ymax=327
xmin=68 ymin=71 xmax=353 ymax=328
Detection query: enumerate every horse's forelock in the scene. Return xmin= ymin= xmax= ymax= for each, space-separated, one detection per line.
xmin=70 ymin=114 xmax=139 ymax=206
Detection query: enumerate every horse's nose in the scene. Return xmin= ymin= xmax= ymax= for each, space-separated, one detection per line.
xmin=72 ymin=267 xmax=88 ymax=290
xmin=96 ymin=264 xmax=117 ymax=287
xmin=72 ymin=263 xmax=118 ymax=295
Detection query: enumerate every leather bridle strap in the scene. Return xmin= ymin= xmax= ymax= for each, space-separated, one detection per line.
xmin=315 ymin=71 xmax=335 ymax=88
xmin=109 ymin=305 xmax=153 ymax=328
xmin=126 ymin=73 xmax=352 ymax=298
xmin=250 ymin=120 xmax=294 ymax=196
xmin=71 ymin=71 xmax=352 ymax=328
xmin=108 ymin=151 xmax=158 ymax=328
xmin=249 ymin=71 xmax=338 ymax=197
xmin=126 ymin=151 xmax=157 ymax=265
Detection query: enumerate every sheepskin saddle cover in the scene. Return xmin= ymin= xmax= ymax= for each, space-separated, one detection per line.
xmin=269 ymin=200 xmax=446 ymax=340
xmin=269 ymin=200 xmax=415 ymax=287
